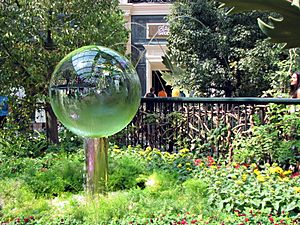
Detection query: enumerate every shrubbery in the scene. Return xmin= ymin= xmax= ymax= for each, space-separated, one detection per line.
xmin=1 ymin=104 xmax=300 ymax=224
xmin=233 ymin=104 xmax=300 ymax=167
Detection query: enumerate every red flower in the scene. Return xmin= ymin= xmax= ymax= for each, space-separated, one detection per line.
xmin=207 ymin=156 xmax=215 ymax=163
xmin=291 ymin=172 xmax=300 ymax=178
xmin=191 ymin=219 xmax=197 ymax=224
xmin=269 ymin=217 xmax=274 ymax=223
xmin=245 ymin=218 xmax=250 ymax=222
xmin=234 ymin=164 xmax=240 ymax=169
xmin=194 ymin=159 xmax=201 ymax=166
xmin=24 ymin=218 xmax=29 ymax=223
xmin=238 ymin=213 xmax=246 ymax=217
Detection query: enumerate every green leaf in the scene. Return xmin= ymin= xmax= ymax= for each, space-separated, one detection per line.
xmin=219 ymin=0 xmax=300 ymax=48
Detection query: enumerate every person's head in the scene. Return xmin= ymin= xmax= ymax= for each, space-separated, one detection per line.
xmin=290 ymin=72 xmax=300 ymax=97
xmin=150 ymin=87 xmax=155 ymax=93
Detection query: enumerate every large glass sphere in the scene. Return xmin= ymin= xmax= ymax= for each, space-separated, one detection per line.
xmin=49 ymin=45 xmax=141 ymax=138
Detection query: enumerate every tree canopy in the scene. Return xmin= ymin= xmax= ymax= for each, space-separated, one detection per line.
xmin=164 ymin=0 xmax=282 ymax=97
xmin=0 ymin=0 xmax=128 ymax=143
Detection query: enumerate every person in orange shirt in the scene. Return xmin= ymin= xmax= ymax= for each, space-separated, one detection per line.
xmin=158 ymin=89 xmax=167 ymax=97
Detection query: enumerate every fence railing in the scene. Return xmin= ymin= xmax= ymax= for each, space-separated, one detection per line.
xmin=113 ymin=97 xmax=300 ymax=155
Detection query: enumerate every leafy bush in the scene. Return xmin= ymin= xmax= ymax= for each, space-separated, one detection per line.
xmin=233 ymin=104 xmax=300 ymax=166
xmin=194 ymin=160 xmax=300 ymax=218
xmin=0 ymin=152 xmax=84 ymax=196
xmin=23 ymin=153 xmax=84 ymax=196
xmin=108 ymin=147 xmax=148 ymax=191
xmin=182 ymin=178 xmax=208 ymax=198
xmin=0 ymin=126 xmax=48 ymax=158
xmin=1 ymin=144 xmax=299 ymax=224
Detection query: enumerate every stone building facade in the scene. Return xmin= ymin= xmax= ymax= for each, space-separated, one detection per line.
xmin=119 ymin=0 xmax=174 ymax=96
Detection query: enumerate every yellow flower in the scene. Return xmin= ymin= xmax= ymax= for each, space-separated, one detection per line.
xmin=283 ymin=170 xmax=292 ymax=176
xmin=177 ymin=164 xmax=182 ymax=168
xmin=235 ymin=180 xmax=244 ymax=186
xmin=215 ymin=181 xmax=221 ymax=186
xmin=293 ymin=187 xmax=300 ymax=193
xmin=146 ymin=146 xmax=152 ymax=152
xmin=179 ymin=148 xmax=189 ymax=153
xmin=113 ymin=148 xmax=121 ymax=153
xmin=114 ymin=145 xmax=119 ymax=149
xmin=250 ymin=163 xmax=257 ymax=169
xmin=231 ymin=175 xmax=237 ymax=180
xmin=274 ymin=166 xmax=283 ymax=174
xmin=254 ymin=169 xmax=260 ymax=176
xmin=139 ymin=150 xmax=145 ymax=156
xmin=155 ymin=151 xmax=162 ymax=156
xmin=163 ymin=152 xmax=170 ymax=157
xmin=186 ymin=167 xmax=192 ymax=171
xmin=269 ymin=167 xmax=277 ymax=174
xmin=242 ymin=174 xmax=248 ymax=181
xmin=186 ymin=162 xmax=191 ymax=166
xmin=257 ymin=175 xmax=265 ymax=182
xmin=210 ymin=166 xmax=218 ymax=169
xmin=283 ymin=177 xmax=289 ymax=182
xmin=278 ymin=177 xmax=289 ymax=182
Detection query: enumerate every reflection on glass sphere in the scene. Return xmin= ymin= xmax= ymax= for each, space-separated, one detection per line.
xmin=50 ymin=45 xmax=141 ymax=137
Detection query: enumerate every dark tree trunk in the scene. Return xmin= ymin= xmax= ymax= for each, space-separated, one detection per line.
xmin=45 ymin=102 xmax=59 ymax=144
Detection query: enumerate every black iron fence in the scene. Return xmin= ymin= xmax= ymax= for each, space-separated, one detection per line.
xmin=113 ymin=97 xmax=300 ymax=155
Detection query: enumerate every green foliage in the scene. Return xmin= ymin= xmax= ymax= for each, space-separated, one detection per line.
xmin=0 ymin=126 xmax=48 ymax=158
xmin=182 ymin=178 xmax=208 ymax=198
xmin=108 ymin=148 xmax=148 ymax=191
xmin=165 ymin=0 xmax=282 ymax=97
xmin=24 ymin=153 xmax=84 ymax=196
xmin=0 ymin=179 xmax=51 ymax=220
xmin=0 ymin=151 xmax=84 ymax=196
xmin=233 ymin=104 xmax=300 ymax=165
xmin=144 ymin=171 xmax=177 ymax=193
xmin=219 ymin=0 xmax=300 ymax=48
xmin=194 ymin=161 xmax=300 ymax=218
xmin=1 ymin=145 xmax=299 ymax=224
xmin=0 ymin=0 xmax=129 ymax=141
xmin=57 ymin=128 xmax=83 ymax=152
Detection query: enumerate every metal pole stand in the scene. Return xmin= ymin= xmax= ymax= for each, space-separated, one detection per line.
xmin=84 ymin=137 xmax=108 ymax=194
